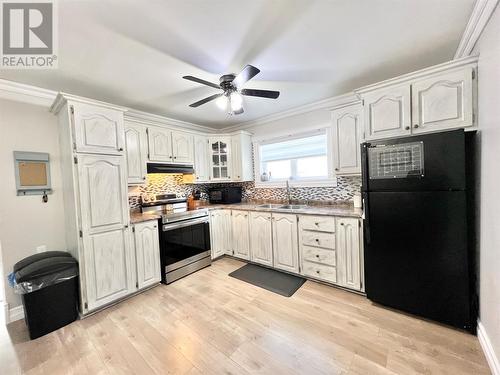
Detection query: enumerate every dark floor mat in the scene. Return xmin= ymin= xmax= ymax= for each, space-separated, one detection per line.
xmin=229 ymin=263 xmax=306 ymax=297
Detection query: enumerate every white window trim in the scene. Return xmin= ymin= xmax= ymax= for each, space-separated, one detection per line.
xmin=253 ymin=127 xmax=337 ymax=188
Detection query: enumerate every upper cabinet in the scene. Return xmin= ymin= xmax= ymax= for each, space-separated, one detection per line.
xmin=125 ymin=122 xmax=147 ymax=184
xmin=411 ymin=68 xmax=473 ymax=134
xmin=193 ymin=135 xmax=210 ymax=182
xmin=357 ymin=58 xmax=477 ymax=141
xmin=209 ymin=136 xmax=232 ymax=181
xmin=231 ymin=133 xmax=254 ymax=182
xmin=71 ymin=103 xmax=125 ymax=155
xmin=171 ymin=131 xmax=194 ymax=163
xmin=332 ymin=103 xmax=364 ymax=175
xmin=147 ymin=127 xmax=172 ymax=162
xmin=363 ymin=84 xmax=412 ymax=140
xmin=147 ymin=128 xmax=194 ymax=164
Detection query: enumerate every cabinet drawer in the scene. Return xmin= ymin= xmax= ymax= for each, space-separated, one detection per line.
xmin=302 ymin=245 xmax=336 ymax=266
xmin=300 ymin=215 xmax=335 ymax=233
xmin=301 ymin=231 xmax=335 ymax=249
xmin=302 ymin=261 xmax=337 ymax=283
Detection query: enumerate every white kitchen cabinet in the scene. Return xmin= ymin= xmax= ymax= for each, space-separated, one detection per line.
xmin=71 ymin=103 xmax=125 ymax=155
xmin=171 ymin=131 xmax=194 ymax=163
xmin=193 ymin=135 xmax=210 ymax=182
xmin=209 ymin=137 xmax=232 ymax=180
xmin=76 ymin=154 xmax=134 ymax=310
xmin=77 ymin=154 xmax=129 ymax=233
xmin=272 ymin=213 xmax=299 ymax=273
xmin=125 ymin=122 xmax=147 ymax=184
xmin=210 ymin=209 xmax=232 ymax=259
xmin=336 ymin=218 xmax=362 ymax=291
xmin=411 ymin=68 xmax=474 ymax=133
xmin=249 ymin=212 xmax=273 ymax=267
xmin=363 ymin=84 xmax=412 ymax=140
xmin=332 ymin=103 xmax=364 ymax=175
xmin=231 ymin=210 xmax=250 ymax=260
xmin=231 ymin=132 xmax=253 ymax=182
xmin=148 ymin=127 xmax=173 ymax=162
xmin=133 ymin=220 xmax=161 ymax=290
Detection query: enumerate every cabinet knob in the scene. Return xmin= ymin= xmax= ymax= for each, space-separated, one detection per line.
xmin=143 ymin=176 xmax=146 ymax=180
xmin=340 ymin=222 xmax=344 ymax=226
xmin=315 ymin=238 xmax=320 ymax=242
xmin=316 ymin=270 xmax=320 ymax=274
xmin=124 ymin=225 xmax=129 ymax=229
xmin=414 ymin=124 xmax=419 ymax=128
xmin=335 ymin=168 xmax=339 ymax=171
xmin=153 ymin=225 xmax=157 ymax=228
xmin=316 ymin=254 xmax=320 ymax=258
xmin=315 ymin=222 xmax=319 ymax=226
xmin=405 ymin=126 xmax=410 ymax=130
xmin=118 ymin=147 xmax=123 ymax=151
xmin=174 ymin=156 xmax=177 ymax=159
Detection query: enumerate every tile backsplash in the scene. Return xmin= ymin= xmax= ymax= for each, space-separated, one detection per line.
xmin=129 ymin=174 xmax=361 ymax=209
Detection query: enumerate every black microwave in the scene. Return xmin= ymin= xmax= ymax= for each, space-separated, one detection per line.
xmin=208 ymin=187 xmax=242 ymax=204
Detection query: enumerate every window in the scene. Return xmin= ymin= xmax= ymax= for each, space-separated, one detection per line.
xmin=258 ymin=132 xmax=330 ymax=183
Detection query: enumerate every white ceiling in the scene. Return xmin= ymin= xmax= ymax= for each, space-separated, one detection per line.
xmin=0 ymin=0 xmax=474 ymax=129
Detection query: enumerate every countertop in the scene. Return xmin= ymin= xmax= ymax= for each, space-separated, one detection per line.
xmin=130 ymin=201 xmax=362 ymax=224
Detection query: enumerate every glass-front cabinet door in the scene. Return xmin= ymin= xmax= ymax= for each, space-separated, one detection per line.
xmin=209 ymin=137 xmax=231 ymax=180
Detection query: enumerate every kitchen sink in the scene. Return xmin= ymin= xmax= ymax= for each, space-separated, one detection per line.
xmin=257 ymin=204 xmax=282 ymax=209
xmin=278 ymin=204 xmax=308 ymax=210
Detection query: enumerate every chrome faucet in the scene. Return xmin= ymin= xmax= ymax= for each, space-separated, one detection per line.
xmin=286 ymin=180 xmax=291 ymax=204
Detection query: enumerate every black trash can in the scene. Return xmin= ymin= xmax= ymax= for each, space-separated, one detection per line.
xmin=13 ymin=251 xmax=79 ymax=339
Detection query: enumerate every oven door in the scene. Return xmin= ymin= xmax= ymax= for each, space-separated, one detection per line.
xmin=161 ymin=216 xmax=211 ymax=272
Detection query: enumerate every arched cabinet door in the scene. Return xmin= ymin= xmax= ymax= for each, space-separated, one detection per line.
xmin=125 ymin=123 xmax=147 ymax=184
xmin=411 ymin=68 xmax=474 ymax=133
xmin=133 ymin=220 xmax=161 ymax=289
xmin=171 ymin=131 xmax=194 ymax=163
xmin=272 ymin=213 xmax=299 ymax=273
xmin=232 ymin=210 xmax=250 ymax=260
xmin=336 ymin=218 xmax=361 ymax=291
xmin=249 ymin=212 xmax=273 ymax=267
xmin=363 ymin=85 xmax=411 ymax=140
xmin=332 ymin=103 xmax=364 ymax=175
xmin=72 ymin=103 xmax=125 ymax=155
xmin=76 ymin=154 xmax=133 ymax=311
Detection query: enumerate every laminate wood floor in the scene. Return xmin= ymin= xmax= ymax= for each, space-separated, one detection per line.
xmin=1 ymin=258 xmax=490 ymax=374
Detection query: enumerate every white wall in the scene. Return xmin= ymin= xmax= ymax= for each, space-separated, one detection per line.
xmin=473 ymin=2 xmax=500 ymax=368
xmin=0 ymin=98 xmax=67 ymax=310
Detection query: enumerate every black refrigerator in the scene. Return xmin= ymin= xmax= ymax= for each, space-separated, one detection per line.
xmin=361 ymin=129 xmax=477 ymax=332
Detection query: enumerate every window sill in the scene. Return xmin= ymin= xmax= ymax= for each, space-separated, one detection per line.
xmin=254 ymin=178 xmax=338 ymax=189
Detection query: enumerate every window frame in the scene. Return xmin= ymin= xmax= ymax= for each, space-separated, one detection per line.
xmin=253 ymin=128 xmax=337 ymax=188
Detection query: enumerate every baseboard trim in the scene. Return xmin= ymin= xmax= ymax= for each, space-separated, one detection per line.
xmin=478 ymin=320 xmax=500 ymax=375
xmin=8 ymin=305 xmax=24 ymax=324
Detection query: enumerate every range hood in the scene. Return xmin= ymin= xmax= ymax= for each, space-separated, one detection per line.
xmin=147 ymin=163 xmax=194 ymax=174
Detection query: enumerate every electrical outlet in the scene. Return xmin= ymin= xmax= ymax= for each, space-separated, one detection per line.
xmin=36 ymin=245 xmax=47 ymax=253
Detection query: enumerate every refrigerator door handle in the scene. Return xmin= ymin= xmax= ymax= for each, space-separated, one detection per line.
xmin=362 ymin=192 xmax=371 ymax=244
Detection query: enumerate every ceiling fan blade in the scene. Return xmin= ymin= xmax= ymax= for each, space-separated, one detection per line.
xmin=232 ymin=65 xmax=261 ymax=88
xmin=241 ymin=88 xmax=280 ymax=99
xmin=233 ymin=107 xmax=244 ymax=115
xmin=183 ymin=75 xmax=221 ymax=89
xmin=189 ymin=93 xmax=223 ymax=107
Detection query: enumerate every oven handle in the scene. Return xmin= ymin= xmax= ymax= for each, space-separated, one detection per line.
xmin=163 ymin=217 xmax=209 ymax=231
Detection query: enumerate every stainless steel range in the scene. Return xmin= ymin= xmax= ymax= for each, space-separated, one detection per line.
xmin=141 ymin=194 xmax=211 ymax=284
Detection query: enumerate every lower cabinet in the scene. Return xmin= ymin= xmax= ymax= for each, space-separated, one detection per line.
xmin=232 ymin=210 xmax=250 ymax=260
xmin=132 ymin=220 xmax=161 ymax=290
xmin=272 ymin=213 xmax=299 ymax=273
xmin=83 ymin=227 xmax=135 ymax=311
xmin=336 ymin=217 xmax=362 ymax=291
xmin=249 ymin=212 xmax=273 ymax=267
xmin=210 ymin=209 xmax=232 ymax=259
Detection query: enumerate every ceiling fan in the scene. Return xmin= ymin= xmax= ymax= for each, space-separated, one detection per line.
xmin=182 ymin=65 xmax=280 ymax=115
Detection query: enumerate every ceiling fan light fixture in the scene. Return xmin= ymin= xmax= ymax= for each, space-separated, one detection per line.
xmin=230 ymin=91 xmax=243 ymax=112
xmin=216 ymin=95 xmax=227 ymax=110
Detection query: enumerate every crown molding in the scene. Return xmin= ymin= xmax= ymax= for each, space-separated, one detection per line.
xmin=0 ymin=78 xmax=57 ymax=107
xmin=124 ymin=109 xmax=217 ymax=134
xmin=355 ymin=55 xmax=479 ymax=94
xmin=455 ymin=0 xmax=499 ymax=58
xmin=220 ymin=92 xmax=359 ymax=132
xmin=50 ymin=92 xmax=130 ymax=114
